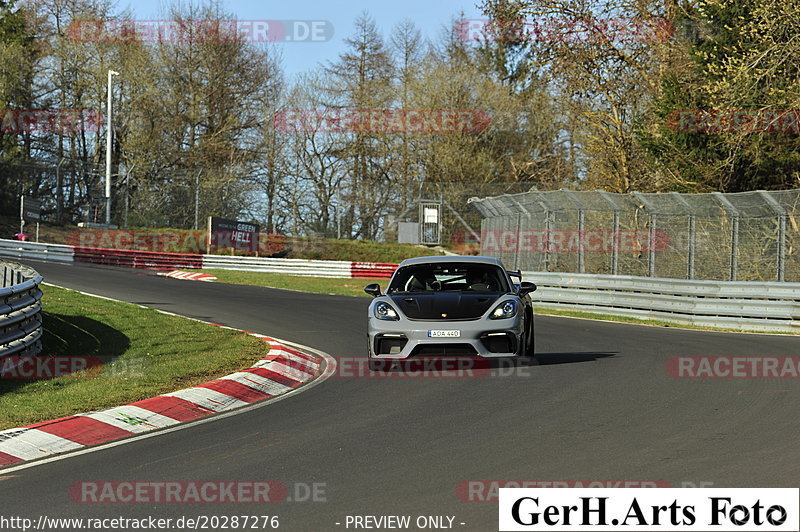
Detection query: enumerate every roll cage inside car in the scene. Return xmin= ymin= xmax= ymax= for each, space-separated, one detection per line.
xmin=387 ymin=263 xmax=512 ymax=294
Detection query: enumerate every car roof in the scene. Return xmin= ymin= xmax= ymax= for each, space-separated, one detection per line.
xmin=397 ymin=255 xmax=506 ymax=268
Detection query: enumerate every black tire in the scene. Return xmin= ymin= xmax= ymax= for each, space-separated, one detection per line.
xmin=524 ymin=310 xmax=535 ymax=360
xmin=516 ymin=318 xmax=530 ymax=362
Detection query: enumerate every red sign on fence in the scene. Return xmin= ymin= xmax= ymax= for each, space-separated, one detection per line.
xmin=207 ymin=216 xmax=259 ymax=253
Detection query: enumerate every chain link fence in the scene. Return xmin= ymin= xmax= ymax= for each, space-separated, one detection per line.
xmin=393 ymin=182 xmax=537 ymax=247
xmin=468 ymin=189 xmax=800 ymax=282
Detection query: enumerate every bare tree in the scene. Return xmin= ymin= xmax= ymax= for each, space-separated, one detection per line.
xmin=322 ymin=12 xmax=394 ymax=239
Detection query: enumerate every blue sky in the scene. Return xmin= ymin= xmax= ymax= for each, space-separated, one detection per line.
xmin=117 ymin=0 xmax=485 ymax=79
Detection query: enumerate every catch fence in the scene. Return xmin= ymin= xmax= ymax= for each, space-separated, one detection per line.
xmin=469 ymin=189 xmax=800 ymax=282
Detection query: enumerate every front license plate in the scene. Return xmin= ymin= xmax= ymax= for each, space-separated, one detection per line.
xmin=428 ymin=330 xmax=461 ymax=338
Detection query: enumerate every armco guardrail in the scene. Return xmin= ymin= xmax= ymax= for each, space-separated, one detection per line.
xmin=0 ymin=239 xmax=396 ymax=278
xmin=202 ymin=254 xmax=352 ymax=277
xmin=351 ymin=262 xmax=398 ymax=278
xmin=1 ymin=238 xmax=797 ymax=331
xmin=525 ymin=271 xmax=800 ymax=333
xmin=0 ymin=239 xmax=73 ymax=262
xmin=74 ymin=247 xmax=203 ymax=270
xmin=0 ymin=261 xmax=44 ymax=357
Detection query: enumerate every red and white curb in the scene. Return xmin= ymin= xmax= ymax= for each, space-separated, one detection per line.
xmin=0 ymin=329 xmax=328 ymax=468
xmin=158 ymin=270 xmax=217 ymax=282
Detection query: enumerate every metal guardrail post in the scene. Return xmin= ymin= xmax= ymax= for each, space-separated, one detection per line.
xmin=533 ymin=192 xmax=557 ymax=272
xmin=713 ymin=192 xmax=740 ymax=281
xmin=670 ymin=192 xmax=696 ymax=280
xmin=508 ymin=196 xmax=528 ymax=271
xmin=632 ymin=192 xmax=657 ymax=277
xmin=578 ymin=209 xmax=585 ymax=273
xmin=731 ymin=216 xmax=740 ymax=281
xmin=514 ymin=213 xmax=523 ymax=271
xmin=688 ymin=215 xmax=695 ymax=279
xmin=759 ymin=190 xmax=787 ymax=282
xmin=778 ymin=214 xmax=787 ymax=282
xmin=649 ymin=215 xmax=657 ymax=277
xmin=597 ymin=191 xmax=620 ymax=275
xmin=562 ymin=190 xmax=585 ymax=273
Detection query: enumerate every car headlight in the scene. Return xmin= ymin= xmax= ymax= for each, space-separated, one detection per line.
xmin=490 ymin=300 xmax=517 ymax=319
xmin=374 ymin=301 xmax=400 ymax=321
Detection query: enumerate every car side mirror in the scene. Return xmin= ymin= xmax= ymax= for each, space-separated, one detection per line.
xmin=519 ymin=281 xmax=537 ymax=296
xmin=364 ymin=283 xmax=382 ymax=298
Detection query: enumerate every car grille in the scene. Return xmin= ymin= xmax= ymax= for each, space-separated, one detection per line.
xmin=410 ymin=344 xmax=478 ymax=357
xmin=479 ymin=333 xmax=517 ymax=354
xmin=375 ymin=336 xmax=408 ymax=355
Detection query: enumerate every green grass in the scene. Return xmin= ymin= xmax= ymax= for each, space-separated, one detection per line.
xmin=200 ymin=269 xmax=789 ymax=335
xmin=0 ymin=214 xmax=78 ymax=245
xmin=204 ymin=269 xmax=378 ymax=297
xmin=284 ymin=236 xmax=445 ymax=262
xmin=0 ymin=285 xmax=270 ymax=430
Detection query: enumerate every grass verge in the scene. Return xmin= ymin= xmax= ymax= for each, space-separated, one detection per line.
xmin=0 ymin=285 xmax=270 ymax=431
xmin=200 ymin=269 xmax=787 ymax=335
xmin=203 ymin=269 xmax=380 ymax=297
xmin=283 ymin=236 xmax=446 ymax=262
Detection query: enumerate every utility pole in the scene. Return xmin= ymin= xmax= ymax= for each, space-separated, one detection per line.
xmin=105 ymin=69 xmax=120 ymax=225
xmin=194 ymin=170 xmax=201 ymax=230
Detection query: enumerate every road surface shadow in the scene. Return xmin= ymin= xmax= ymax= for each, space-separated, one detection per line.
xmin=360 ymin=352 xmax=618 ymax=374
xmin=530 ymin=351 xmax=618 ymax=366
xmin=0 ymin=314 xmax=131 ymax=395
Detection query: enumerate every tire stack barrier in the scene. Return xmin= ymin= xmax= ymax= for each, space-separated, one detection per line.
xmin=0 ymin=261 xmax=43 ymax=358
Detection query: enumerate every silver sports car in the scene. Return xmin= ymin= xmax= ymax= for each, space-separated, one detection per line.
xmin=365 ymin=256 xmax=536 ymax=360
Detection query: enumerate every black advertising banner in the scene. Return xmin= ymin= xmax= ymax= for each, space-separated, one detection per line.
xmin=21 ymin=197 xmax=42 ymax=222
xmin=207 ymin=216 xmax=259 ymax=253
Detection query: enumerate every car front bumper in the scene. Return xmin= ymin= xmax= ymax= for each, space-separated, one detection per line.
xmin=367 ymin=315 xmax=525 ymax=359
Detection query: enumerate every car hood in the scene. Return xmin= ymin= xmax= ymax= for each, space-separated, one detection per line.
xmin=389 ymin=292 xmax=502 ymax=320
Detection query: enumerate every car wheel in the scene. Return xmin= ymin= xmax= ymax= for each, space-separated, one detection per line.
xmin=516 ymin=324 xmax=529 ymax=362
xmin=524 ymin=312 xmax=535 ymax=360
xmin=530 ymin=314 xmax=535 ymax=355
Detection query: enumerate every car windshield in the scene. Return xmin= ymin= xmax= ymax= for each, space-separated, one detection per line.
xmin=387 ymin=263 xmax=509 ymax=294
